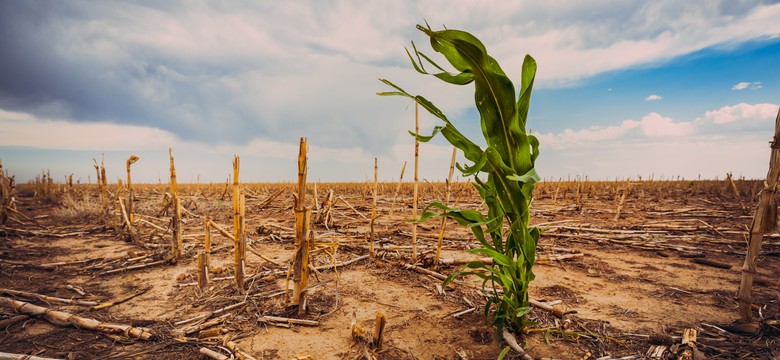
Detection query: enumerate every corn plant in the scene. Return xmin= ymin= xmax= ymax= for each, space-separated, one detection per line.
xmin=378 ymin=24 xmax=541 ymax=337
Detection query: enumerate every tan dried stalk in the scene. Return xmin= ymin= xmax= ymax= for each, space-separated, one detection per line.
xmin=433 ymin=146 xmax=457 ymax=268
xmin=92 ymin=158 xmax=103 ymax=208
xmin=738 ymin=107 xmax=780 ymax=325
xmin=117 ymin=194 xmax=139 ymax=245
xmin=727 ymin=172 xmax=748 ymax=213
xmin=125 ymin=155 xmax=140 ymax=224
xmin=295 ymin=137 xmax=308 ymax=242
xmin=100 ymin=156 xmax=108 ymax=215
xmin=613 ymin=178 xmax=631 ymax=221
xmin=169 ymin=149 xmax=183 ymax=262
xmin=204 ymin=215 xmax=212 ymax=270
xmin=292 ymin=209 xmax=312 ymax=312
xmin=372 ymin=310 xmax=386 ymax=348
xmin=232 ymin=156 xmax=245 ymax=290
xmin=316 ymin=189 xmax=335 ymax=228
xmin=390 ymin=161 xmax=407 ymax=216
xmin=313 ymin=182 xmax=320 ymax=213
xmin=0 ymin=297 xmax=154 ymax=340
xmin=291 ymin=137 xmax=310 ymax=309
xmin=112 ymin=179 xmax=123 ymax=233
xmin=412 ymin=102 xmax=419 ymax=263
xmin=197 ymin=251 xmax=209 ymax=290
xmin=0 ymin=159 xmax=13 ymax=225
xmin=370 ymin=158 xmax=378 ymax=259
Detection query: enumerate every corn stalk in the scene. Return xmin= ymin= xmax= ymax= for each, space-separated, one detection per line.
xmin=0 ymin=160 xmax=15 ymax=225
xmin=737 ymin=106 xmax=780 ymax=325
xmin=92 ymin=158 xmax=104 ymax=209
xmin=434 ymin=146 xmax=457 ymax=268
xmin=232 ymin=156 xmax=246 ymax=290
xmin=412 ymin=102 xmax=420 ymax=263
xmin=291 ymin=137 xmax=310 ymax=311
xmin=379 ymin=24 xmax=541 ymax=337
xmin=0 ymin=297 xmax=154 ymax=340
xmin=370 ymin=158 xmax=378 ymax=259
xmin=100 ymin=156 xmax=109 ymax=217
xmin=169 ymin=149 xmax=183 ymax=262
xmin=125 ymin=155 xmax=140 ymax=225
xmin=390 ymin=161 xmax=407 ymax=216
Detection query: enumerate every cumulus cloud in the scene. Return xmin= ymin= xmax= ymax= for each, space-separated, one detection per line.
xmin=732 ymin=81 xmax=763 ymax=90
xmin=537 ymin=111 xmax=698 ymax=149
xmin=640 ymin=113 xmax=694 ymax=136
xmin=2 ymin=1 xmax=780 ymax=181
xmin=536 ymin=103 xmax=778 ymax=179
xmin=0 ymin=107 xmax=459 ymax=183
xmin=698 ymin=103 xmax=777 ymax=124
xmin=645 ymin=94 xmax=663 ymax=101
xmin=2 ymin=1 xmax=780 ymax=144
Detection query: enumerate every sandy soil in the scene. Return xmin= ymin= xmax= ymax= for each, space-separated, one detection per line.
xmin=0 ymin=180 xmax=778 ymax=359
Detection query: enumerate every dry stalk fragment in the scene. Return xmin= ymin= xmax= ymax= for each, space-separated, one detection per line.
xmin=199 ymin=347 xmax=229 ymax=360
xmin=0 ymin=288 xmax=98 ymax=307
xmin=197 ymin=251 xmax=209 ymax=290
xmin=169 ymin=148 xmax=183 ymax=262
xmin=737 ymin=106 xmax=780 ymax=326
xmin=232 ymin=155 xmax=245 ymax=290
xmin=390 ymin=161 xmax=407 ymax=216
xmin=434 ymin=146 xmax=457 ymax=268
xmin=370 ymin=157 xmax=378 ymax=259
xmin=412 ymin=102 xmax=420 ymax=263
xmin=0 ymin=297 xmax=154 ymax=340
xmin=291 ymin=209 xmax=312 ymax=311
xmin=290 ymin=137 xmax=312 ymax=312
xmin=0 ymin=352 xmax=64 ymax=360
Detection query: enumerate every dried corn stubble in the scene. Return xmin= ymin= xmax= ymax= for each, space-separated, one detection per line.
xmin=351 ymin=310 xmax=386 ymax=349
xmin=169 ymin=149 xmax=183 ymax=262
xmin=290 ymin=137 xmax=311 ymax=310
xmin=232 ymin=155 xmax=245 ymax=290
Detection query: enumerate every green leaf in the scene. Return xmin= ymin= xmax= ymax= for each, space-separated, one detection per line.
xmin=529 ymin=133 xmax=540 ymax=163
xmin=507 ymin=168 xmax=540 ymax=185
xmin=497 ymin=346 xmax=510 ymax=360
xmin=516 ymin=55 xmax=537 ymax=127
xmin=467 ymin=247 xmax=512 ymax=267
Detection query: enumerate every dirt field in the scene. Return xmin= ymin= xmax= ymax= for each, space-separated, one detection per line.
xmin=1 ymin=179 xmax=779 ymax=359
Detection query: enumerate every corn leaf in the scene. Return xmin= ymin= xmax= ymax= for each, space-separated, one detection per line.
xmin=380 ymin=24 xmax=541 ymax=338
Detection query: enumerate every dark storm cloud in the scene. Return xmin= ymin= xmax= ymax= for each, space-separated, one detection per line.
xmin=0 ymin=1 xmax=418 ymax=153
xmin=0 ymin=2 xmax=273 ymax=144
xmin=1 ymin=0 xmax=778 ymax=155
xmin=0 ymin=3 xmax=148 ymax=121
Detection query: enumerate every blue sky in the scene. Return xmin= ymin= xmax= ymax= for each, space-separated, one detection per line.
xmin=1 ymin=1 xmax=779 ymax=183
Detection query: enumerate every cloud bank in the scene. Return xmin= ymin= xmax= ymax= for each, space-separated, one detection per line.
xmin=536 ymin=103 xmax=778 ymax=179
xmin=1 ymin=1 xmax=779 ymax=182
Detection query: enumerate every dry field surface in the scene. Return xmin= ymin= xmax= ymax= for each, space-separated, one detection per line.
xmin=1 ymin=179 xmax=779 ymax=359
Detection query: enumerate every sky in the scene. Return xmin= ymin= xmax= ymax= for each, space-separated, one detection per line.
xmin=1 ymin=1 xmax=780 ymax=184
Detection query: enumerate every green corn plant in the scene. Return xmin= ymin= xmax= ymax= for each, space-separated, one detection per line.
xmin=378 ymin=24 xmax=541 ymax=337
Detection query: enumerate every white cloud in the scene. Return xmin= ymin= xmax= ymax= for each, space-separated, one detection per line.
xmin=536 ymin=120 xmax=639 ymax=147
xmin=732 ymin=81 xmax=763 ymax=90
xmin=538 ymin=112 xmax=694 ymax=149
xmin=645 ymin=94 xmax=663 ymax=101
xmin=0 ymin=108 xmax=178 ymax=151
xmin=536 ymin=133 xmax=769 ymax=180
xmin=536 ymin=103 xmax=778 ymax=179
xmin=698 ymin=103 xmax=777 ymax=125
xmin=640 ymin=113 xmax=693 ymax=136
xmin=488 ymin=2 xmax=780 ymax=87
xmin=0 ymin=107 xmax=460 ymax=183
xmin=3 ymin=2 xmax=780 ymax=182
